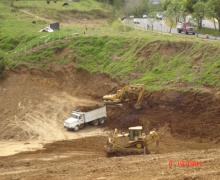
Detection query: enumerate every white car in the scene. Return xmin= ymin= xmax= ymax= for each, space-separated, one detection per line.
xmin=156 ymin=12 xmax=163 ymax=20
xmin=133 ymin=19 xmax=140 ymax=24
xmin=143 ymin=14 xmax=148 ymax=18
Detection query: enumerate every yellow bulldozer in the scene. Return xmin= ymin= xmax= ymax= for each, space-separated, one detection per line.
xmin=103 ymin=84 xmax=145 ymax=109
xmin=105 ymin=126 xmax=160 ymax=156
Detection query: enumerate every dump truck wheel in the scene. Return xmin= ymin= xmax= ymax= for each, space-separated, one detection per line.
xmin=74 ymin=125 xmax=79 ymax=131
xmin=93 ymin=120 xmax=99 ymax=126
xmin=99 ymin=118 xmax=105 ymax=124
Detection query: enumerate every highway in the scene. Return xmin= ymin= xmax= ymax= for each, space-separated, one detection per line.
xmin=124 ymin=18 xmax=220 ymax=41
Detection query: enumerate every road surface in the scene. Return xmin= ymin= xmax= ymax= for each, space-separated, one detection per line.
xmin=125 ymin=18 xmax=220 ymax=41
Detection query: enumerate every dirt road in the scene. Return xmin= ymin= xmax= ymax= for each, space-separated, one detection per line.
xmin=0 ymin=127 xmax=106 ymax=156
xmin=0 ymin=136 xmax=219 ymax=180
xmin=0 ymin=66 xmax=116 ymax=156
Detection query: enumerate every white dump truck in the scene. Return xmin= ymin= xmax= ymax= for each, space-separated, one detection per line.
xmin=64 ymin=106 xmax=107 ymax=131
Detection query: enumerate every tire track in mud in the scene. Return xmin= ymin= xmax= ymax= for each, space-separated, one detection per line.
xmin=1 ymin=92 xmax=98 ymax=141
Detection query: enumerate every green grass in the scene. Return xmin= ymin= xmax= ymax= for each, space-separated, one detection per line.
xmin=11 ymin=0 xmax=112 ymax=20
xmin=13 ymin=0 xmax=107 ymax=11
xmin=1 ymin=1 xmax=220 ymax=90
xmin=197 ymin=27 xmax=220 ymax=37
xmin=11 ymin=34 xmax=220 ymax=89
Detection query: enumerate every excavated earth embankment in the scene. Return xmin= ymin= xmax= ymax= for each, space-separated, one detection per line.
xmin=0 ymin=65 xmax=220 ymax=142
xmin=0 ymin=65 xmax=118 ymax=141
xmin=0 ymin=66 xmax=220 ymax=180
xmin=107 ymin=90 xmax=220 ymax=141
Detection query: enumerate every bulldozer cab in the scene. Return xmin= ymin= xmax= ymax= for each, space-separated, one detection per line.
xmin=128 ymin=126 xmax=143 ymax=141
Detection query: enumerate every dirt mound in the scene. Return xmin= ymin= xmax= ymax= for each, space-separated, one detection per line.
xmin=137 ymin=40 xmax=193 ymax=59
xmin=75 ymin=104 xmax=104 ymax=112
xmin=0 ymin=65 xmax=118 ymax=141
xmin=39 ymin=136 xmax=106 ymax=154
xmin=106 ymin=89 xmax=220 ymax=141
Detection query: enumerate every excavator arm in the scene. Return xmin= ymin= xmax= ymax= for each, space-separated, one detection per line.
xmin=134 ymin=86 xmax=145 ymax=109
xmin=103 ymin=84 xmax=145 ymax=109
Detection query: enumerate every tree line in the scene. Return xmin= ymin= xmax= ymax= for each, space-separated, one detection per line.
xmin=159 ymin=0 xmax=220 ymax=31
xmin=100 ymin=0 xmax=220 ymax=31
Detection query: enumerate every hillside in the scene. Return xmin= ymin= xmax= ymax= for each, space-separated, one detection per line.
xmin=11 ymin=0 xmax=112 ymax=21
xmin=0 ymin=1 xmax=220 ymax=180
xmin=0 ymin=1 xmax=219 ymax=90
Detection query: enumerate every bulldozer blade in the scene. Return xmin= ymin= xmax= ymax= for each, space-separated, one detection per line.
xmin=105 ymin=147 xmax=145 ymax=157
xmin=105 ymin=103 xmax=123 ymax=108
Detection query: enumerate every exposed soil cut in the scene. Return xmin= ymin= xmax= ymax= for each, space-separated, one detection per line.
xmin=0 ymin=66 xmax=220 ymax=179
xmin=0 ymin=65 xmax=118 ymax=141
xmin=107 ymin=89 xmax=220 ymax=141
xmin=1 ymin=65 xmax=220 ymax=142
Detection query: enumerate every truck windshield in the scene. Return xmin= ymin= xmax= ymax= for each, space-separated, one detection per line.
xmin=71 ymin=113 xmax=80 ymax=119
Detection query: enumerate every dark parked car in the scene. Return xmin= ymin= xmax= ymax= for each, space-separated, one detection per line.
xmin=177 ymin=22 xmax=195 ymax=35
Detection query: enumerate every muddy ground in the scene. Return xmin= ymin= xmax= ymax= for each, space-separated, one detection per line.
xmin=0 ymin=136 xmax=219 ymax=180
xmin=0 ymin=66 xmax=220 ymax=179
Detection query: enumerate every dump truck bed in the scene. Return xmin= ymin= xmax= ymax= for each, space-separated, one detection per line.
xmin=83 ymin=106 xmax=107 ymax=123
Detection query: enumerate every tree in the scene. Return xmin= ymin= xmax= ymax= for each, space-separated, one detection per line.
xmin=193 ymin=1 xmax=206 ymax=29
xmin=207 ymin=0 xmax=220 ymax=31
xmin=123 ymin=0 xmax=150 ymax=16
xmin=185 ymin=0 xmax=198 ymax=13
xmin=10 ymin=0 xmax=15 ymax=7
xmin=165 ymin=8 xmax=176 ymax=32
xmin=163 ymin=0 xmax=179 ymax=32
xmin=206 ymin=1 xmax=217 ymax=29
xmin=163 ymin=0 xmax=186 ymax=23
xmin=0 ymin=56 xmax=5 ymax=78
xmin=163 ymin=0 xmax=186 ymax=32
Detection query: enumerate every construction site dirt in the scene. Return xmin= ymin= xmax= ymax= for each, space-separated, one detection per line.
xmin=0 ymin=66 xmax=220 ymax=179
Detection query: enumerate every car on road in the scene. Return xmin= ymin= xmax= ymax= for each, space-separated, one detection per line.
xmin=156 ymin=12 xmax=164 ymax=20
xmin=143 ymin=14 xmax=148 ymax=18
xmin=133 ymin=19 xmax=140 ymax=24
xmin=176 ymin=22 xmax=195 ymax=35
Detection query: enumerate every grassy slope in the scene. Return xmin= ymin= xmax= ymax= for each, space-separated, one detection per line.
xmin=12 ymin=0 xmax=112 ymax=20
xmin=197 ymin=27 xmax=220 ymax=37
xmin=13 ymin=0 xmax=106 ymax=11
xmin=1 ymin=1 xmax=220 ymax=90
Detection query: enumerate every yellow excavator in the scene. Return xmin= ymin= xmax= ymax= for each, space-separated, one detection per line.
xmin=105 ymin=126 xmax=160 ymax=156
xmin=103 ymin=84 xmax=145 ymax=109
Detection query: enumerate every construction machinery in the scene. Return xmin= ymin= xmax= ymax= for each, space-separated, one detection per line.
xmin=103 ymin=84 xmax=145 ymax=109
xmin=64 ymin=106 xmax=107 ymax=131
xmin=105 ymin=126 xmax=160 ymax=156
